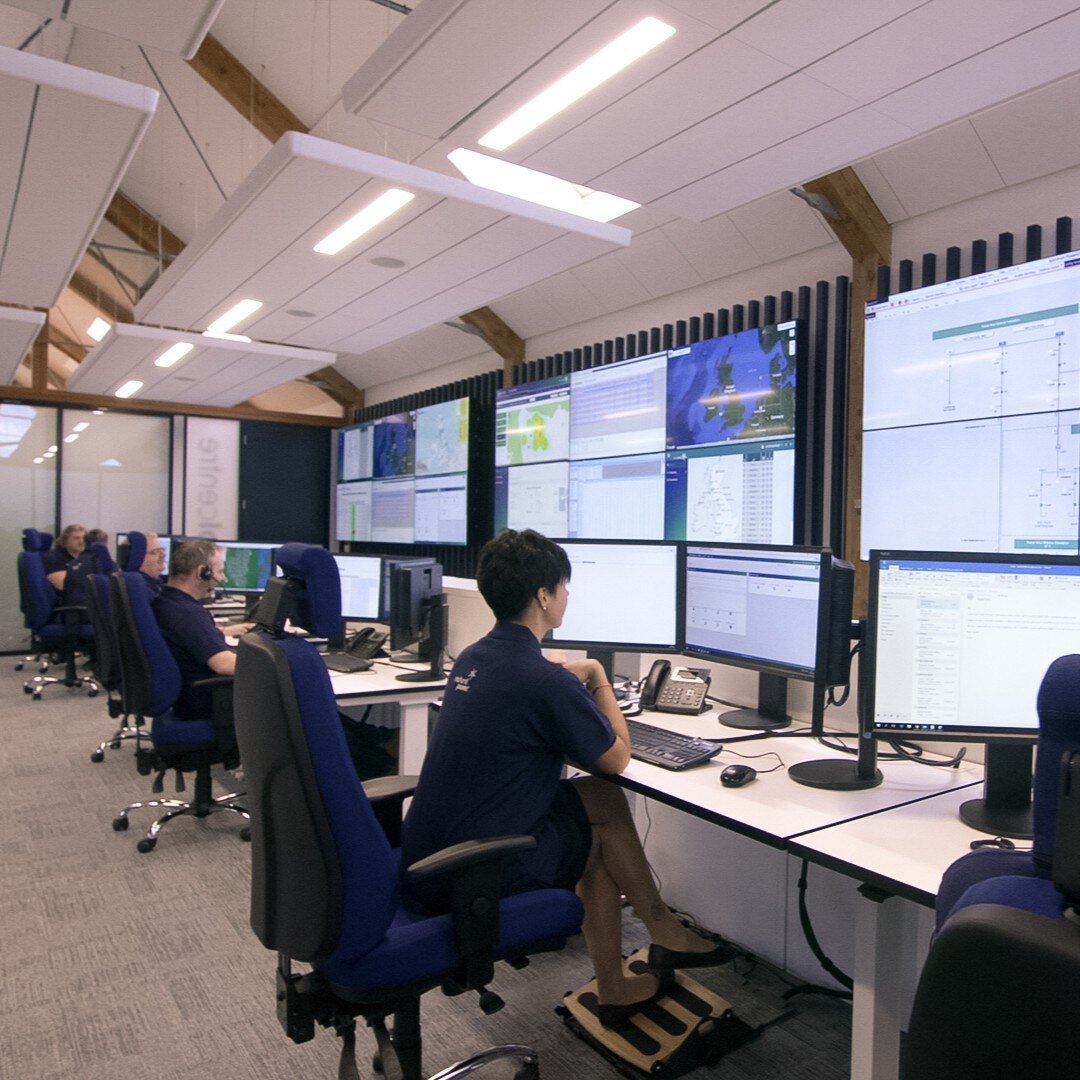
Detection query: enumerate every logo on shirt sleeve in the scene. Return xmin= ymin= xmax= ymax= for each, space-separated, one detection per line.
xmin=453 ymin=668 xmax=478 ymax=692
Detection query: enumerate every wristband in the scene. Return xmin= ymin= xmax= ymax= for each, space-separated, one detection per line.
xmin=591 ymin=683 xmax=613 ymax=695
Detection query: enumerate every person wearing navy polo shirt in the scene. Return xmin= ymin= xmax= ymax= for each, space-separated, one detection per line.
xmin=137 ymin=532 xmax=167 ymax=599
xmin=42 ymin=523 xmax=101 ymax=607
xmin=402 ymin=529 xmax=732 ymax=1027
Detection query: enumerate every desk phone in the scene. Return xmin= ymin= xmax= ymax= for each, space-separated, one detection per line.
xmin=641 ymin=659 xmax=711 ymax=715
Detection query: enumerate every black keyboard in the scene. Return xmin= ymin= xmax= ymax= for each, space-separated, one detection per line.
xmin=322 ymin=652 xmax=373 ymax=673
xmin=626 ymin=719 xmax=721 ymax=771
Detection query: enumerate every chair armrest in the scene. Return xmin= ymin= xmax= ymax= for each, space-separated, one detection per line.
xmin=53 ymin=603 xmax=88 ymax=617
xmin=192 ymin=675 xmax=234 ymax=730
xmin=362 ymin=775 xmax=418 ymax=847
xmin=405 ymin=835 xmax=536 ymax=885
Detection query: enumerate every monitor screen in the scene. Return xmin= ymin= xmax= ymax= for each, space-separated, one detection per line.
xmin=217 ymin=541 xmax=277 ymax=593
xmin=373 ymin=412 xmax=415 ymax=478
xmin=333 ymin=553 xmax=382 ymax=621
xmin=494 ymin=460 xmax=569 ymax=536
xmin=567 ymin=453 xmax=666 ymax=539
xmin=570 ymin=351 xmax=667 ymax=461
xmin=862 ymin=250 xmax=1080 ymax=558
xmin=414 ymin=398 xmax=469 ymax=545
xmin=682 ymin=544 xmax=826 ymax=680
xmin=157 ymin=534 xmax=172 ymax=569
xmin=371 ymin=477 xmax=415 ymax=544
xmin=547 ymin=540 xmax=679 ymax=651
xmin=337 ymin=420 xmax=375 ymax=482
xmin=335 ymin=480 xmax=372 ymax=543
xmin=868 ymin=551 xmax=1080 ymax=740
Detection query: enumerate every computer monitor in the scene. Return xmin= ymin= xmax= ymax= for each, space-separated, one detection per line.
xmin=337 ymin=419 xmax=375 ymax=482
xmin=380 ymin=557 xmax=435 ymax=622
xmin=216 ymin=541 xmax=278 ymax=593
xmin=547 ymin=541 xmax=680 ymax=660
xmin=388 ymin=560 xmax=446 ymax=682
xmin=861 ymin=250 xmax=1080 ymax=558
xmin=682 ymin=543 xmax=854 ymax=732
xmin=866 ymin=550 xmax=1080 ymax=835
xmin=333 ymin=554 xmax=382 ymax=622
xmin=414 ymin=397 xmax=470 ymax=545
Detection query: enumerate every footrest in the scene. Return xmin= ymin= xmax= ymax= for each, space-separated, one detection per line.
xmin=557 ymin=948 xmax=759 ymax=1078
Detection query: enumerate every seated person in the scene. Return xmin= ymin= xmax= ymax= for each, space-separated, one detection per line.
xmin=152 ymin=540 xmax=252 ymax=731
xmin=137 ymin=532 xmax=167 ymax=598
xmin=401 ymin=529 xmax=732 ymax=1025
xmin=42 ymin=524 xmax=101 ymax=608
xmin=84 ymin=527 xmax=108 ymax=549
xmin=85 ymin=527 xmax=116 ymax=573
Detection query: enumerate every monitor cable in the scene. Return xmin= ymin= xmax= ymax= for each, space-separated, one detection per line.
xmin=784 ymin=859 xmax=853 ymax=1003
xmin=826 ymin=640 xmax=862 ymax=709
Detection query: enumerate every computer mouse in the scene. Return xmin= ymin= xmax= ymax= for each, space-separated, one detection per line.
xmin=720 ymin=764 xmax=757 ymax=787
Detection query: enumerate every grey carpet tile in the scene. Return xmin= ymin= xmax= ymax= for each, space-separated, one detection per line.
xmin=0 ymin=661 xmax=850 ymax=1079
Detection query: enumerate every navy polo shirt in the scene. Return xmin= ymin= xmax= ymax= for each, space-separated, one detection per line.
xmin=153 ymin=585 xmax=232 ymax=719
xmin=41 ymin=547 xmax=100 ymax=607
xmin=140 ymin=571 xmax=164 ymax=600
xmin=401 ymin=621 xmax=615 ymax=892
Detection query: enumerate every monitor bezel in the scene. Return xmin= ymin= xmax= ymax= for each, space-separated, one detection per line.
xmin=544 ymin=537 xmax=683 ymax=654
xmin=216 ymin=540 xmax=279 ymax=594
xmin=865 ymin=548 xmax=1078 ymax=743
xmin=681 ymin=540 xmax=833 ymax=683
xmin=332 ymin=552 xmax=383 ymax=622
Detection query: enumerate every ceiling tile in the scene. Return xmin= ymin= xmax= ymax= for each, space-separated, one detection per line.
xmin=726 ymin=191 xmax=835 ymax=264
xmin=660 ymin=214 xmax=762 ymax=282
xmin=613 ymin=226 xmax=704 ymax=298
xmin=659 ymin=0 xmax=773 ymax=32
xmin=0 ymin=305 xmax=45 ymax=384
xmin=485 ymin=289 xmax=563 ymax=340
xmin=569 ymin=250 xmax=655 ymax=314
xmin=852 ymin=159 xmax=909 ymax=223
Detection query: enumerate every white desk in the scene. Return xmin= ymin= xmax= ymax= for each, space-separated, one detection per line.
xmin=328 ymin=659 xmax=445 ymax=774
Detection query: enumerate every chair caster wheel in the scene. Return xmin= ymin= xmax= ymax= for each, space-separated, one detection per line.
xmin=110 ymin=740 xmax=121 ymax=750
xmin=90 ymin=749 xmax=105 ymax=763
xmin=14 ymin=662 xmax=23 ymax=671
xmin=136 ymin=837 xmax=156 ymax=853
xmin=23 ymin=683 xmax=32 ymax=694
xmin=112 ymin=816 xmax=129 ymax=831
xmin=88 ymin=688 xmax=98 ymax=698
xmin=240 ymin=827 xmax=251 ymax=842
xmin=32 ymin=692 xmax=41 ymax=701
xmin=513 ymin=1060 xmax=538 ymax=1080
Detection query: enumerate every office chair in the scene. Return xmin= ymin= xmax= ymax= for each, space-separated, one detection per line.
xmin=18 ymin=544 xmax=98 ymax=700
xmin=116 ymin=530 xmax=147 ymax=572
xmin=86 ymin=573 xmax=142 ymax=763
xmin=15 ymin=527 xmax=53 ymax=673
xmin=234 ymin=630 xmax=584 ymax=1080
xmin=109 ymin=571 xmax=248 ymax=853
xmin=89 ymin=542 xmax=116 ymax=574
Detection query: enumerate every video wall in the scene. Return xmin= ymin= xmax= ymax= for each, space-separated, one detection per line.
xmin=862 ymin=249 xmax=1080 ymax=557
xmin=336 ymin=397 xmax=471 ymax=546
xmin=494 ymin=321 xmax=801 ymax=542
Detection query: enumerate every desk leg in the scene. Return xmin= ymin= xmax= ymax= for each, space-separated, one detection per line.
xmin=850 ymin=887 xmax=928 ymax=1080
xmin=398 ymin=700 xmax=432 ymax=776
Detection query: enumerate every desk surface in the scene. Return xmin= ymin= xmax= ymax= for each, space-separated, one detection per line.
xmin=328 ymin=658 xmax=446 ymax=699
xmin=618 ymin=710 xmax=983 ymax=849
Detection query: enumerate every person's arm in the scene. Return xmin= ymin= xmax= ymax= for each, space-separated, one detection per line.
xmin=46 ymin=570 xmax=66 ymax=593
xmin=563 ymin=658 xmax=631 ymax=774
xmin=220 ymin=622 xmax=254 ymax=637
xmin=207 ymin=649 xmax=236 ymax=676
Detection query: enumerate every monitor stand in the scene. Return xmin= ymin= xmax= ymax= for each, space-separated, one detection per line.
xmin=397 ymin=594 xmax=448 ymax=683
xmin=719 ymin=673 xmax=791 ymax=731
xmin=958 ymin=742 xmax=1033 ymax=839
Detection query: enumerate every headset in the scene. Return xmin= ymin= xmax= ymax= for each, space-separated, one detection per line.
xmin=199 ymin=565 xmax=214 ymax=582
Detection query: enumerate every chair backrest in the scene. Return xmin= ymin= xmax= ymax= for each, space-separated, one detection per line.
xmin=17 ymin=550 xmax=57 ymax=631
xmin=234 ymin=632 xmax=398 ymax=964
xmin=117 ymin=531 xmax=147 ymax=572
xmin=274 ymin=543 xmax=342 ymax=638
xmin=1034 ymin=655 xmax=1080 ymax=874
xmin=109 ymin=571 xmax=180 ymax=719
xmin=85 ymin=574 xmax=118 ymax=691
xmin=89 ymin=543 xmax=116 ymax=575
xmin=22 ymin=528 xmax=52 ymax=552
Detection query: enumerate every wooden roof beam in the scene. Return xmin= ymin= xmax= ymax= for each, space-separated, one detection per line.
xmin=67 ymin=266 xmax=134 ymax=325
xmin=104 ymin=190 xmax=186 ymax=263
xmin=459 ymin=306 xmax=525 ymax=381
xmin=301 ymin=366 xmax=365 ymax=414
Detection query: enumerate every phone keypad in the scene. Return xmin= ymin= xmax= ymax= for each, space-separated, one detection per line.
xmin=657 ymin=684 xmax=704 ymax=708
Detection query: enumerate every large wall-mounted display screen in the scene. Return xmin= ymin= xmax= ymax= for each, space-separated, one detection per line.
xmin=862 ymin=250 xmax=1080 ymax=557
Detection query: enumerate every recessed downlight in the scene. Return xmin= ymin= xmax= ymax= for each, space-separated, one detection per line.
xmin=285 ymin=309 xmax=317 ymax=318
xmin=370 ymin=256 xmax=406 ymax=269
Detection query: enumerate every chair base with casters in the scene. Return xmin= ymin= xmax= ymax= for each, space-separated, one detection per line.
xmin=22 ymin=617 xmax=99 ymax=700
xmin=112 ymin=750 xmax=250 ymax=853
xmin=90 ymin=717 xmax=145 ymax=763
xmin=14 ymin=651 xmax=48 ymax=673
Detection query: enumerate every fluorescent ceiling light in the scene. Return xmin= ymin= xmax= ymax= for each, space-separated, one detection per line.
xmin=478 ymin=16 xmax=676 ymax=151
xmin=47 ymin=444 xmax=57 ymax=453
xmin=73 ymin=422 xmax=89 ymax=432
xmin=87 ymin=318 xmax=111 ymax=342
xmin=92 ymin=409 xmax=105 ymax=415
xmin=448 ymin=148 xmax=639 ymax=223
xmin=313 ymin=188 xmax=415 ymax=255
xmin=33 ymin=456 xmax=43 ymax=464
xmin=154 ymin=342 xmax=195 ymax=368
xmin=64 ymin=433 xmax=79 ymax=443
xmin=205 ymin=298 xmax=262 ymax=336
xmin=115 ymin=379 xmax=143 ymax=399
xmin=202 ymin=331 xmax=252 ymax=343
xmin=43 ymin=451 xmax=54 ymax=458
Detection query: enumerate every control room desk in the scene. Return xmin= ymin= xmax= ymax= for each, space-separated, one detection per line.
xmin=328 ymin=659 xmax=445 ymax=775
xmin=610 ymin=710 xmax=988 ymax=1080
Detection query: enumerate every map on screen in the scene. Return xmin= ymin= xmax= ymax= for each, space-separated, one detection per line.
xmin=415 ymin=398 xmax=469 ymax=476
xmin=495 ymin=376 xmax=570 ymax=467
xmin=373 ymin=413 xmax=415 ymax=478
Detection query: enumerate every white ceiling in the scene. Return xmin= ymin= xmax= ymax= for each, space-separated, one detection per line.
xmin=2 ymin=1 xmax=1080 ymax=401
xmin=0 ymin=304 xmax=44 ymax=383
xmin=66 ymin=321 xmax=335 ymax=406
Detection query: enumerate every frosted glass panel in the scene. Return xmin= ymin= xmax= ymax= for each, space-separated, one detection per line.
xmin=59 ymin=410 xmax=170 ymax=538
xmin=0 ymin=403 xmax=57 ymax=651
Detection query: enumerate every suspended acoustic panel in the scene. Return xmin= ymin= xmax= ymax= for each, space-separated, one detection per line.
xmin=66 ymin=322 xmax=336 ymax=407
xmin=0 ymin=305 xmax=45 ymax=385
xmin=342 ymin=0 xmax=1080 ymax=220
xmin=0 ymin=45 xmax=157 ymax=308
xmin=7 ymin=0 xmax=225 ymax=58
xmin=134 ymin=131 xmax=629 ymax=357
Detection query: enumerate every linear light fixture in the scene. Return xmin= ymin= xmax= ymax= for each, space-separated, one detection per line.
xmin=115 ymin=379 xmax=144 ymax=399
xmin=64 ymin=433 xmax=79 ymax=443
xmin=202 ymin=331 xmax=252 ymax=343
xmin=87 ymin=318 xmax=111 ymax=342
xmin=73 ymin=422 xmax=89 ymax=432
xmin=33 ymin=456 xmax=43 ymax=464
xmin=447 ymin=148 xmax=639 ymax=223
xmin=205 ymin=298 xmax=263 ymax=337
xmin=47 ymin=444 xmax=57 ymax=453
xmin=313 ymin=188 xmax=415 ymax=255
xmin=478 ymin=16 xmax=676 ymax=151
xmin=153 ymin=342 xmax=195 ymax=368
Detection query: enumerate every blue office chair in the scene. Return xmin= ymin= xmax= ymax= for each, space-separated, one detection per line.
xmin=15 ymin=527 xmax=54 ymax=673
xmin=89 ymin=542 xmax=116 ymax=575
xmin=109 ymin=571 xmax=248 ymax=853
xmin=233 ymin=629 xmax=584 ymax=1080
xmin=116 ymin=531 xmax=147 ymax=572
xmin=18 ymin=543 xmax=98 ymax=700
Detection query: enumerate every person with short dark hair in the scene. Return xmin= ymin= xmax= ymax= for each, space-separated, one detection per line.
xmin=402 ymin=529 xmax=732 ymax=1026
xmin=42 ymin=524 xmax=100 ymax=606
xmin=84 ymin=528 xmax=108 ymax=549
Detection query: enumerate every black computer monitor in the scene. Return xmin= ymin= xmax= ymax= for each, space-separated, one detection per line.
xmin=388 ymin=560 xmax=446 ymax=682
xmin=546 ymin=540 xmax=680 ymax=677
xmin=379 ymin=557 xmax=435 ymax=621
xmin=333 ymin=554 xmax=382 ymax=622
xmin=217 ymin=541 xmax=278 ymax=594
xmin=865 ymin=550 xmax=1080 ymax=836
xmin=682 ymin=543 xmax=854 ymax=733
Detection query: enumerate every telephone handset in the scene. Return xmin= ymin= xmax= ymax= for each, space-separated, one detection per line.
xmin=346 ymin=626 xmax=389 ymax=659
xmin=640 ymin=659 xmax=711 ymax=715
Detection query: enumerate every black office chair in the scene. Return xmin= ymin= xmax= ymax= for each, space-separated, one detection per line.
xmin=109 ymin=571 xmax=248 ymax=852
xmin=15 ymin=527 xmax=54 ymax=673
xmin=233 ymin=578 xmax=584 ymax=1080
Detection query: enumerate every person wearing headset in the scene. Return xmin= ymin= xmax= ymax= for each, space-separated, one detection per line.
xmin=152 ymin=539 xmax=252 ymax=723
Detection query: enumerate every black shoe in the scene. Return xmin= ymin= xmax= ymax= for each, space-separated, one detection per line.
xmin=597 ymin=971 xmax=676 ymax=1027
xmin=647 ymin=938 xmax=736 ymax=971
